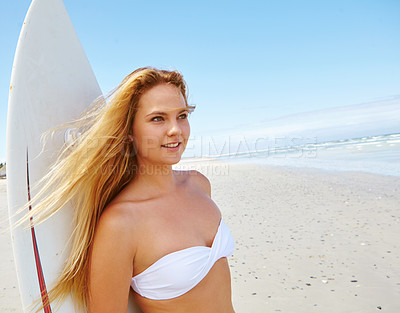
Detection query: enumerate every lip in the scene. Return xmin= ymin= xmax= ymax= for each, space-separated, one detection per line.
xmin=161 ymin=141 xmax=180 ymax=146
xmin=161 ymin=141 xmax=181 ymax=151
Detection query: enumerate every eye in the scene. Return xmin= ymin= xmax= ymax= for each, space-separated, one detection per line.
xmin=151 ymin=116 xmax=164 ymax=122
xmin=178 ymin=113 xmax=188 ymax=119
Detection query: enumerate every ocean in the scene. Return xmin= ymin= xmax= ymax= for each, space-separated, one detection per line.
xmin=182 ymin=133 xmax=400 ymax=177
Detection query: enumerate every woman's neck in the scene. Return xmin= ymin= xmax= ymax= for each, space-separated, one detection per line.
xmin=134 ymin=163 xmax=177 ymax=195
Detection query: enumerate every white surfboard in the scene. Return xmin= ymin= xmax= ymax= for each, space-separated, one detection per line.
xmin=6 ymin=0 xmax=142 ymax=312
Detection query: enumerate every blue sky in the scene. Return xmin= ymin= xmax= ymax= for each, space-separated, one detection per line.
xmin=1 ymin=0 xmax=400 ymax=163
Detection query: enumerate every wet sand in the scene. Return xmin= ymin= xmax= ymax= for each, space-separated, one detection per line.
xmin=1 ymin=162 xmax=400 ymax=312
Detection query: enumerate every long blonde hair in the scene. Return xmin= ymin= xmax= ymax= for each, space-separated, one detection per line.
xmin=20 ymin=67 xmax=194 ymax=311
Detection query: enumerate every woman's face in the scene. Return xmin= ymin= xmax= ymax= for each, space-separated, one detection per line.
xmin=133 ymin=84 xmax=190 ymax=167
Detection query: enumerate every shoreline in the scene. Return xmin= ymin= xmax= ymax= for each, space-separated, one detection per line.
xmin=180 ymin=155 xmax=400 ymax=178
xmin=1 ymin=162 xmax=400 ymax=312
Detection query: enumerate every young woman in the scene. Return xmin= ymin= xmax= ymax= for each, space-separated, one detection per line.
xmin=25 ymin=68 xmax=235 ymax=312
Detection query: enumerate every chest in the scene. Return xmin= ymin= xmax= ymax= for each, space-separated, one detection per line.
xmin=132 ymin=190 xmax=222 ymax=276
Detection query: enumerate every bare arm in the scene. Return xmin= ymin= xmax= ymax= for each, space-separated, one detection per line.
xmin=88 ymin=206 xmax=136 ymax=313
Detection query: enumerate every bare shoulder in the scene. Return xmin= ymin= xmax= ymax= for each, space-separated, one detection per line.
xmin=179 ymin=170 xmax=212 ymax=197
xmin=95 ymin=202 xmax=139 ymax=253
xmin=99 ymin=201 xmax=135 ymax=227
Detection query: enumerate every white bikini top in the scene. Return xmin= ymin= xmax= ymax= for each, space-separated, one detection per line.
xmin=130 ymin=219 xmax=235 ymax=300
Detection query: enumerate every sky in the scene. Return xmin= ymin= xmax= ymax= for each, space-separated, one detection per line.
xmin=1 ymin=0 xmax=400 ymax=163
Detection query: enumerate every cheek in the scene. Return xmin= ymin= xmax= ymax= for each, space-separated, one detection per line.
xmin=182 ymin=121 xmax=190 ymax=138
xmin=138 ymin=126 xmax=163 ymax=148
xmin=133 ymin=122 xmax=160 ymax=153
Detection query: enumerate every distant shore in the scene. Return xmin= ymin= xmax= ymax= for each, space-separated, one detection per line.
xmin=1 ymin=162 xmax=400 ymax=312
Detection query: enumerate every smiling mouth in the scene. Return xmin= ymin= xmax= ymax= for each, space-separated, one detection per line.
xmin=161 ymin=142 xmax=181 ymax=148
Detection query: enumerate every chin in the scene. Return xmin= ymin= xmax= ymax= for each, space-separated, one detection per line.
xmin=163 ymin=156 xmax=182 ymax=165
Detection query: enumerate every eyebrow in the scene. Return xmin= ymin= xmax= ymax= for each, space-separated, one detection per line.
xmin=146 ymin=108 xmax=189 ymax=117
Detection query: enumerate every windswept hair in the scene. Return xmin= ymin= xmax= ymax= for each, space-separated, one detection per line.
xmin=18 ymin=67 xmax=194 ymax=311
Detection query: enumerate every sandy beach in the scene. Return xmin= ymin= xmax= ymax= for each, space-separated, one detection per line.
xmin=1 ymin=162 xmax=399 ymax=312
xmin=0 ymin=177 xmax=23 ymax=312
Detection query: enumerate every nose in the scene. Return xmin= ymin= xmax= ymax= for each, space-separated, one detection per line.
xmin=167 ymin=120 xmax=182 ymax=137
